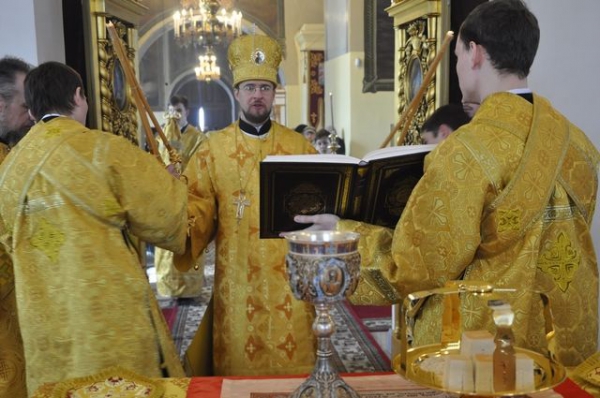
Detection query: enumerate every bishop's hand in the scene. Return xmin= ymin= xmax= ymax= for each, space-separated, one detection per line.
xmin=291 ymin=214 xmax=340 ymax=233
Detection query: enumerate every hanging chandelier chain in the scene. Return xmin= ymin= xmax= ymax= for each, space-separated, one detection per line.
xmin=173 ymin=0 xmax=242 ymax=50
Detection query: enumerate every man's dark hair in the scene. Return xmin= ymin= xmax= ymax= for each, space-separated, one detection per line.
xmin=421 ymin=104 xmax=471 ymax=136
xmin=24 ymin=62 xmax=85 ymax=120
xmin=294 ymin=124 xmax=307 ymax=133
xmin=0 ymin=56 xmax=31 ymax=103
xmin=170 ymin=95 xmax=189 ymax=110
xmin=459 ymin=0 xmax=539 ymax=78
xmin=315 ymin=129 xmax=330 ymax=141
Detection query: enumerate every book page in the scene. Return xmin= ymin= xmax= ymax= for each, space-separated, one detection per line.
xmin=262 ymin=154 xmax=361 ymax=164
xmin=362 ymin=144 xmax=436 ymax=162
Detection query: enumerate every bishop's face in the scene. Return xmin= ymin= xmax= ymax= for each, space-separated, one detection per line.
xmin=234 ymin=80 xmax=275 ymax=125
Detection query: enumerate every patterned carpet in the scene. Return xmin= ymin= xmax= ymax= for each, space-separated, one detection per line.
xmin=151 ymin=244 xmax=392 ymax=373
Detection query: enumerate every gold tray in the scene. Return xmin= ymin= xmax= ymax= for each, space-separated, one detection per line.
xmin=393 ymin=343 xmax=566 ymax=397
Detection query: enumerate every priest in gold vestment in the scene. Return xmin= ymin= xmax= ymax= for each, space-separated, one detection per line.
xmin=0 ymin=55 xmax=32 ymax=398
xmin=174 ymin=35 xmax=318 ymax=376
xmin=298 ymin=0 xmax=600 ymax=367
xmin=156 ymin=95 xmax=206 ymax=298
xmin=0 ymin=62 xmax=189 ymax=395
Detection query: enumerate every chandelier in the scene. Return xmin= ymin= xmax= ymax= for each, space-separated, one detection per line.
xmin=195 ymin=48 xmax=221 ymax=81
xmin=173 ymin=0 xmax=243 ymax=49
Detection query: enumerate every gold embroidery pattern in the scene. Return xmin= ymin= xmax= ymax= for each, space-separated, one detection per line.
xmin=244 ymin=335 xmax=265 ymax=361
xmin=246 ymin=296 xmax=265 ymax=322
xmin=276 ymin=333 xmax=297 ymax=360
xmin=364 ymin=268 xmax=401 ymax=303
xmin=51 ymin=366 xmax=164 ymax=398
xmin=275 ymin=294 xmax=293 ymax=320
xmin=30 ymin=218 xmax=65 ymax=263
xmin=497 ymin=208 xmax=521 ymax=232
xmin=44 ymin=127 xmax=62 ymax=137
xmin=544 ymin=204 xmax=576 ymax=222
xmin=538 ymin=232 xmax=580 ymax=292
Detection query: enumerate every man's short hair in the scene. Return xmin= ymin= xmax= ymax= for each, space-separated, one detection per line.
xmin=169 ymin=95 xmax=189 ymax=110
xmin=421 ymin=104 xmax=471 ymax=136
xmin=0 ymin=56 xmax=31 ymax=102
xmin=459 ymin=0 xmax=539 ymax=79
xmin=294 ymin=124 xmax=307 ymax=133
xmin=24 ymin=62 xmax=85 ymax=120
xmin=315 ymin=129 xmax=331 ymax=141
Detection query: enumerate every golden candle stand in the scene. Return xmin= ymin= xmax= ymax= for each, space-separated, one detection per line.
xmin=392 ymin=282 xmax=566 ymax=397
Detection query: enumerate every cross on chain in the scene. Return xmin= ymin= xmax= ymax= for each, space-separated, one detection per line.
xmin=234 ymin=190 xmax=251 ymax=223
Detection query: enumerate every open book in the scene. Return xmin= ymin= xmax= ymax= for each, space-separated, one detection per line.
xmin=259 ymin=144 xmax=435 ymax=238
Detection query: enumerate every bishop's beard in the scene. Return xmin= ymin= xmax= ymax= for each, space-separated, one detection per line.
xmin=2 ymin=125 xmax=31 ymax=147
xmin=242 ymin=108 xmax=271 ymax=125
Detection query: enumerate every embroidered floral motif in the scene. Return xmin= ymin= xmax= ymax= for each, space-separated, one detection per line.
xmin=497 ymin=208 xmax=521 ymax=232
xmin=245 ymin=335 xmax=265 ymax=361
xmin=538 ymin=232 xmax=580 ymax=292
xmin=276 ymin=333 xmax=297 ymax=360
xmin=275 ymin=294 xmax=293 ymax=320
xmin=247 ymin=259 xmax=260 ymax=282
xmin=30 ymin=218 xmax=65 ymax=263
xmin=246 ymin=296 xmax=265 ymax=322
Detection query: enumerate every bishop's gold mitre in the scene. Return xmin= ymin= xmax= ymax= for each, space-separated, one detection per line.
xmin=228 ymin=34 xmax=282 ymax=87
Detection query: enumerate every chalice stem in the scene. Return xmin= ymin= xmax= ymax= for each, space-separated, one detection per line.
xmin=314 ymin=303 xmax=336 ymax=372
xmin=289 ymin=302 xmax=360 ymax=398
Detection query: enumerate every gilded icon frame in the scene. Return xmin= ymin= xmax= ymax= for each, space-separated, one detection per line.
xmin=387 ymin=0 xmax=450 ymax=145
xmin=82 ymin=0 xmax=148 ymax=145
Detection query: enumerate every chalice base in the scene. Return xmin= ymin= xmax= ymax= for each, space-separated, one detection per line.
xmin=290 ymin=371 xmax=360 ymax=398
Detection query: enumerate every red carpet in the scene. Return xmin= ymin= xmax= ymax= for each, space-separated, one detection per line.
xmin=339 ymin=301 xmax=391 ymax=368
xmin=349 ymin=304 xmax=391 ymax=320
xmin=161 ymin=306 xmax=179 ymax=332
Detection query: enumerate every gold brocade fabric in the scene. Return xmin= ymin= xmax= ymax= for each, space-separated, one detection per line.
xmin=156 ymin=248 xmax=204 ymax=298
xmin=156 ymin=122 xmax=207 ymax=297
xmin=344 ymin=93 xmax=600 ymax=367
xmin=0 ymin=142 xmax=8 ymax=163
xmin=158 ymin=121 xmax=206 ymax=171
xmin=0 ymin=141 xmax=28 ymax=398
xmin=0 ymin=117 xmax=190 ymax=395
xmin=175 ymin=121 xmax=318 ymax=376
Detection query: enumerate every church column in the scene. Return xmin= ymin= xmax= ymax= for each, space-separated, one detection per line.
xmin=294 ymin=24 xmax=325 ymax=130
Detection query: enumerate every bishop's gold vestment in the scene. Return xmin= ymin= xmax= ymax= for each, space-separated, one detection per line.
xmin=0 ymin=117 xmax=189 ymax=394
xmin=345 ymin=93 xmax=600 ymax=366
xmin=0 ymin=141 xmax=27 ymax=398
xmin=156 ymin=120 xmax=207 ymax=297
xmin=175 ymin=121 xmax=318 ymax=376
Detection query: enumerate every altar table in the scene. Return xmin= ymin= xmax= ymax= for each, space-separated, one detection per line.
xmin=32 ymin=371 xmax=596 ymax=398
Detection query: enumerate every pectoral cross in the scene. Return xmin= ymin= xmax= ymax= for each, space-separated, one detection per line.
xmin=234 ymin=190 xmax=251 ymax=224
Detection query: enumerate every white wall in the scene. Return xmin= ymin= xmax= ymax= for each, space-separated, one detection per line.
xmin=0 ymin=0 xmax=38 ymax=63
xmin=0 ymin=0 xmax=64 ymax=64
xmin=524 ymin=0 xmax=600 ymax=346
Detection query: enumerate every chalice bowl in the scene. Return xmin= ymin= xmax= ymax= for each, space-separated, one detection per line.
xmin=285 ymin=230 xmax=362 ymax=398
